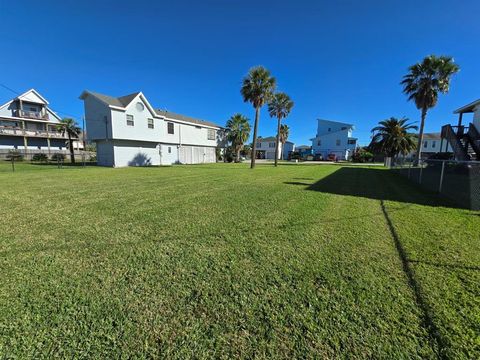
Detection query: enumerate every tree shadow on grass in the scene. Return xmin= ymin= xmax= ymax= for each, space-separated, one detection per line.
xmin=285 ymin=167 xmax=465 ymax=209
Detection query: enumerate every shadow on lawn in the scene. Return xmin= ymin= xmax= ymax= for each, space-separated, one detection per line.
xmin=286 ymin=167 xmax=463 ymax=209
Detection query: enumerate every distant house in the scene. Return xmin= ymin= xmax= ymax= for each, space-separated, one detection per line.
xmin=0 ymin=89 xmax=69 ymax=156
xmin=421 ymin=133 xmax=448 ymax=155
xmin=310 ymin=119 xmax=357 ymax=160
xmin=283 ymin=141 xmax=295 ymax=159
xmin=80 ymin=90 xmax=225 ymax=167
xmin=255 ymin=136 xmax=294 ymax=159
xmin=296 ymin=145 xmax=312 ymax=158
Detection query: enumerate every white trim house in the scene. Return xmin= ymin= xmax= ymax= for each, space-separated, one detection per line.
xmin=80 ymin=91 xmax=225 ymax=167
xmin=0 ymin=89 xmax=68 ymax=155
xmin=310 ymin=119 xmax=357 ymax=160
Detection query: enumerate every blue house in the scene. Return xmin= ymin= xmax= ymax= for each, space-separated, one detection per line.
xmin=310 ymin=119 xmax=357 ymax=160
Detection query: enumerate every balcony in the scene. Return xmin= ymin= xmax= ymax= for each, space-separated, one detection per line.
xmin=14 ymin=109 xmax=49 ymax=120
xmin=0 ymin=126 xmax=71 ymax=139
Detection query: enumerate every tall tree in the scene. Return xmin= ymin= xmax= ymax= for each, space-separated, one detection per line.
xmin=279 ymin=124 xmax=290 ymax=160
xmin=241 ymin=66 xmax=276 ymax=168
xmin=226 ymin=114 xmax=251 ymax=163
xmin=401 ymin=55 xmax=459 ymax=164
xmin=268 ymin=92 xmax=294 ymax=166
xmin=57 ymin=118 xmax=81 ymax=164
xmin=370 ymin=117 xmax=418 ymax=160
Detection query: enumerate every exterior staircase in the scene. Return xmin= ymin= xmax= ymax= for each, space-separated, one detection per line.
xmin=441 ymin=122 xmax=480 ymax=161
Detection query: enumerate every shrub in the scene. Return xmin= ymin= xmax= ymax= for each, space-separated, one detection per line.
xmin=6 ymin=150 xmax=23 ymax=161
xmin=51 ymin=153 xmax=65 ymax=162
xmin=351 ymin=148 xmax=374 ymax=163
xmin=32 ymin=153 xmax=48 ymax=162
xmin=89 ymin=154 xmax=97 ymax=162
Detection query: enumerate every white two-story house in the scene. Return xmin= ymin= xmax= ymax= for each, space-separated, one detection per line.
xmin=0 ymin=89 xmax=68 ymax=157
xmin=80 ymin=90 xmax=224 ymax=167
xmin=310 ymin=119 xmax=357 ymax=160
xmin=254 ymin=136 xmax=294 ymax=160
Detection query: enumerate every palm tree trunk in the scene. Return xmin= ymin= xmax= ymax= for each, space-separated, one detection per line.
xmin=274 ymin=117 xmax=281 ymax=167
xmin=250 ymin=107 xmax=260 ymax=169
xmin=236 ymin=147 xmax=241 ymax=163
xmin=68 ymin=132 xmax=75 ymax=164
xmin=414 ymin=107 xmax=427 ymax=166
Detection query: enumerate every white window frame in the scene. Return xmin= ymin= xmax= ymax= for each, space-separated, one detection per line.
xmin=126 ymin=114 xmax=134 ymax=126
xmin=167 ymin=122 xmax=174 ymax=134
xmin=147 ymin=118 xmax=154 ymax=129
xmin=207 ymin=129 xmax=215 ymax=140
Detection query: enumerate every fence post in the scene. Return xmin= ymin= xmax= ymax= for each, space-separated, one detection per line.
xmin=438 ymin=160 xmax=446 ymax=193
xmin=419 ymin=162 xmax=423 ymax=184
xmin=408 ymin=161 xmax=412 ymax=179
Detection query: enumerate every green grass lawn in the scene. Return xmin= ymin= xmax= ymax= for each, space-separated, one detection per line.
xmin=0 ymin=162 xmax=478 ymax=359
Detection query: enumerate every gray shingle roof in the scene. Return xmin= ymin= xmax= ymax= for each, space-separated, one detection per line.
xmin=88 ymin=91 xmax=141 ymax=107
xmin=85 ymin=91 xmax=221 ymax=128
xmin=257 ymin=136 xmax=277 ymax=142
xmin=155 ymin=109 xmax=221 ymax=128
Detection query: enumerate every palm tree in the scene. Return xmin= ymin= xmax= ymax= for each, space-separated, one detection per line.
xmin=401 ymin=55 xmax=459 ymax=165
xmin=241 ymin=66 xmax=276 ymax=168
xmin=268 ymin=92 xmax=294 ymax=166
xmin=57 ymin=118 xmax=81 ymax=164
xmin=279 ymin=124 xmax=290 ymax=160
xmin=370 ymin=117 xmax=418 ymax=163
xmin=226 ymin=114 xmax=251 ymax=163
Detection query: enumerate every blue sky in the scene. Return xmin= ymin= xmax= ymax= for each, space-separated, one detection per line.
xmin=0 ymin=0 xmax=478 ymax=146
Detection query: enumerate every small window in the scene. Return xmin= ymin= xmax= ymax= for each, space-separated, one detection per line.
xmin=126 ymin=114 xmax=134 ymax=126
xmin=207 ymin=129 xmax=215 ymax=140
xmin=432 ymin=141 xmax=436 ymax=148
xmin=256 ymin=142 xmax=261 ymax=148
xmin=269 ymin=142 xmax=275 ymax=148
xmin=147 ymin=118 xmax=154 ymax=129
xmin=328 ymin=128 xmax=331 ymax=132
xmin=336 ymin=139 xmax=341 ymax=146
xmin=168 ymin=146 xmax=172 ymax=154
xmin=317 ymin=140 xmax=321 ymax=146
xmin=424 ymin=141 xmax=428 ymax=148
xmin=167 ymin=122 xmax=174 ymax=134
xmin=341 ymin=126 xmax=347 ymax=130
xmin=348 ymin=139 xmax=356 ymax=145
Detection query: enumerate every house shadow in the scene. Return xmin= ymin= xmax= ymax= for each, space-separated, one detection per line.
xmin=285 ymin=167 xmax=465 ymax=209
xmin=128 ymin=153 xmax=152 ymax=167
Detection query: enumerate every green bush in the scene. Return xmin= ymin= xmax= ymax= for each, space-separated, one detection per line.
xmin=351 ymin=148 xmax=374 ymax=163
xmin=32 ymin=153 xmax=48 ymax=162
xmin=6 ymin=150 xmax=23 ymax=161
xmin=51 ymin=153 xmax=65 ymax=162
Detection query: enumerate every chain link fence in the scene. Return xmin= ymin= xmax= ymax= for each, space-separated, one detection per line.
xmin=392 ymin=159 xmax=480 ymax=210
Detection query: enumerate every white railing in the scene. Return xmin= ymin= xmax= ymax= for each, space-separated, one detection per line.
xmin=0 ymin=127 xmax=68 ymax=139
xmin=14 ymin=109 xmax=49 ymax=120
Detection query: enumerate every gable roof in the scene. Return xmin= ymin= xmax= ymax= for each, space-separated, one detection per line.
xmin=423 ymin=132 xmax=441 ymax=139
xmin=0 ymin=88 xmax=49 ymax=110
xmin=454 ymin=98 xmax=480 ymax=114
xmin=82 ymin=91 xmax=141 ymax=108
xmin=80 ymin=90 xmax=222 ymax=129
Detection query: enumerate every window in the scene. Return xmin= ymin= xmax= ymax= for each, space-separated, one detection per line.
xmin=317 ymin=140 xmax=321 ymax=146
xmin=256 ymin=142 xmax=261 ymax=148
xmin=167 ymin=122 xmax=174 ymax=134
xmin=207 ymin=129 xmax=215 ymax=140
xmin=341 ymin=126 xmax=347 ymax=130
xmin=269 ymin=142 xmax=275 ymax=148
xmin=424 ymin=141 xmax=428 ymax=148
xmin=336 ymin=139 xmax=341 ymax=146
xmin=168 ymin=146 xmax=172 ymax=154
xmin=432 ymin=140 xmax=436 ymax=148
xmin=126 ymin=114 xmax=134 ymax=126
xmin=136 ymin=102 xmax=145 ymax=111
xmin=348 ymin=139 xmax=356 ymax=145
xmin=147 ymin=118 xmax=154 ymax=129
xmin=328 ymin=128 xmax=331 ymax=132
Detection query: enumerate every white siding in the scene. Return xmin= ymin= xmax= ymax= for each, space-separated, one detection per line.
xmin=113 ymin=140 xmax=160 ymax=167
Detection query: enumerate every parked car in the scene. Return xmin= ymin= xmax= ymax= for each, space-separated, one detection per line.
xmin=314 ymin=154 xmax=323 ymax=161
xmin=327 ymin=153 xmax=337 ymax=161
